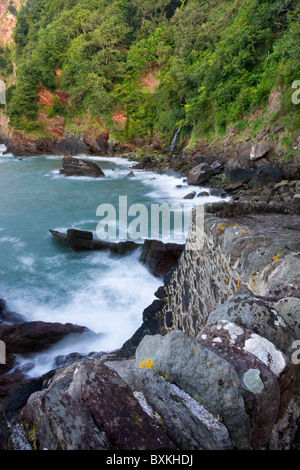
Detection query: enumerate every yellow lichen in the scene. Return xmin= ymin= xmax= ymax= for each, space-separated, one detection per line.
xmin=139 ymin=358 xmax=157 ymax=372
xmin=272 ymin=253 xmax=282 ymax=262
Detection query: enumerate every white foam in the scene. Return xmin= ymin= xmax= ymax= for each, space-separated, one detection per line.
xmin=6 ymin=249 xmax=162 ymax=377
xmin=0 ymin=236 xmax=26 ymax=248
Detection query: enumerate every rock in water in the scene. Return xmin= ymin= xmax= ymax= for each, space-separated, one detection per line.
xmin=139 ymin=239 xmax=185 ymax=277
xmin=62 ymin=155 xmax=105 ymax=178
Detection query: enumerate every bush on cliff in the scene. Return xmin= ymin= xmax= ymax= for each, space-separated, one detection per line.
xmin=2 ymin=0 xmax=300 ymax=147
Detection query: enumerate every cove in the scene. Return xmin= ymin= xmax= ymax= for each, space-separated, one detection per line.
xmin=0 ymin=149 xmax=222 ymax=377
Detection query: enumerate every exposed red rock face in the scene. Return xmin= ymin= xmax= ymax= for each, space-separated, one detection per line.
xmin=38 ymin=86 xmax=55 ymax=108
xmin=38 ymin=111 xmax=65 ymax=139
xmin=0 ymin=1 xmax=23 ymax=48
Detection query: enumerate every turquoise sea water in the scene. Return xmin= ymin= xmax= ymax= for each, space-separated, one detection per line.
xmin=0 ymin=146 xmax=223 ymax=376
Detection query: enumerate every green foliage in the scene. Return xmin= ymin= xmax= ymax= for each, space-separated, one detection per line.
xmin=4 ymin=0 xmax=300 ymax=143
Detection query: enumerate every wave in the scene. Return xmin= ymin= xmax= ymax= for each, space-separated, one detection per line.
xmin=7 ymin=249 xmax=161 ymax=377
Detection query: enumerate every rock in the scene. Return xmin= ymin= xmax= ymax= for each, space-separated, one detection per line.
xmin=66 ymin=229 xmax=93 ymax=240
xmin=3 ymin=370 xmax=56 ymax=420
xmin=206 ymin=294 xmax=296 ymax=357
xmin=52 ymin=138 xmax=89 ymax=156
xmin=196 ymin=320 xmax=295 ymax=449
xmin=19 ymin=359 xmax=176 ymax=450
xmin=187 ymin=163 xmax=214 ymax=186
xmin=50 ymin=229 xmax=141 ymax=253
xmin=121 ymin=368 xmax=232 ymax=450
xmin=5 ymin=130 xmax=55 ymax=157
xmin=53 ymin=352 xmax=92 ymax=369
xmin=122 ymin=299 xmax=167 ymax=350
xmin=133 ymin=156 xmax=156 ymax=170
xmin=293 ymin=194 xmax=300 ymax=208
xmin=125 ymin=171 xmax=135 ymax=178
xmin=139 ymin=239 xmax=185 ymax=277
xmin=62 ymin=155 xmax=105 ymax=178
xmin=282 ymin=158 xmax=300 ymax=181
xmin=0 ymin=299 xmax=26 ymax=324
xmin=250 ymin=141 xmax=273 ymax=161
xmin=154 ymin=286 xmax=167 ymax=300
xmin=225 ymin=182 xmax=246 ymax=192
xmin=197 ymin=191 xmax=209 ymax=197
xmin=249 ymin=165 xmax=282 ymax=188
xmin=82 ymin=130 xmax=109 ymax=155
xmin=135 ymin=330 xmax=252 ymax=449
xmin=183 ymin=191 xmax=196 ymax=199
xmin=273 ymin=298 xmax=300 ymax=340
xmin=224 ymin=152 xmax=255 ymax=185
xmin=0 ymin=321 xmax=89 ymax=355
xmin=264 ymin=253 xmax=300 ymax=299
xmin=211 ymin=160 xmax=224 ymax=171
xmin=19 ymin=362 xmax=111 ymax=450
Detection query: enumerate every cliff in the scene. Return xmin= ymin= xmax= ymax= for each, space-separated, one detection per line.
xmin=0 ymin=0 xmax=299 ymax=158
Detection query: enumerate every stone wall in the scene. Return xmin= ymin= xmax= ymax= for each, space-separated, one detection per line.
xmin=159 ymin=201 xmax=300 ymax=339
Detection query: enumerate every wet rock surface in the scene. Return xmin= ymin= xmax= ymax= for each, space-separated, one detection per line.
xmin=139 ymin=239 xmax=185 ymax=278
xmin=50 ymin=228 xmax=141 ymax=253
xmin=50 ymin=230 xmax=184 ymax=277
xmin=61 ymin=155 xmax=105 ymax=178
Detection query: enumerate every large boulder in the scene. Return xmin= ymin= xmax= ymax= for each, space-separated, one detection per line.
xmin=61 ymin=156 xmax=105 ymax=177
xmin=206 ymin=294 xmax=296 ymax=357
xmin=117 ymin=367 xmax=232 ymax=450
xmin=135 ymin=328 xmax=295 ymax=449
xmin=224 ymin=152 xmax=282 ymax=187
xmin=250 ymin=141 xmax=273 ymax=161
xmin=139 ymin=239 xmax=184 ymax=277
xmin=187 ymin=163 xmax=214 ymax=186
xmin=19 ymin=359 xmax=176 ymax=450
xmin=197 ymin=321 xmax=295 ymax=418
xmin=135 ymin=330 xmax=252 ymax=449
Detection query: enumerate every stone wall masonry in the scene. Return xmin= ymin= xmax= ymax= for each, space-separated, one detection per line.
xmin=160 ymin=202 xmax=300 ymax=340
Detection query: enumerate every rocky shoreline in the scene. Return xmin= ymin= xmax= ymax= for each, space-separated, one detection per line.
xmin=0 ymin=144 xmax=300 ymax=450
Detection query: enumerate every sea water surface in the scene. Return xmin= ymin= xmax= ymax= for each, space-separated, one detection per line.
xmin=0 ymin=145 xmax=225 ymax=376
